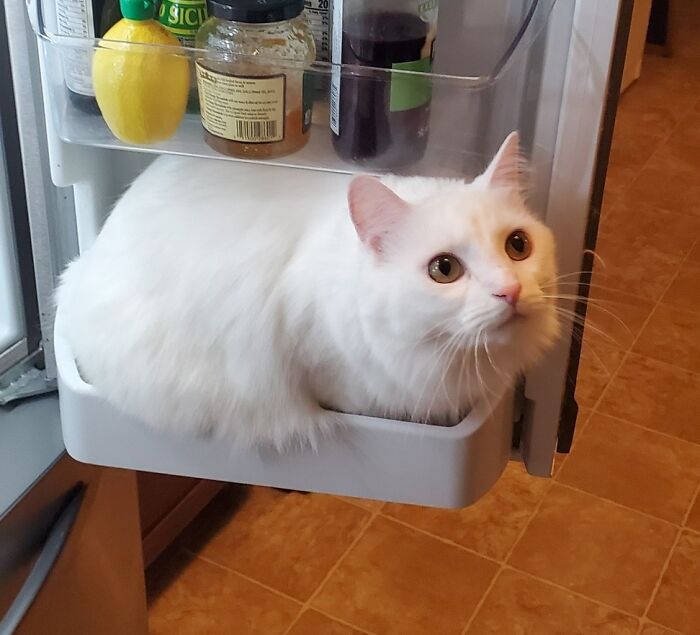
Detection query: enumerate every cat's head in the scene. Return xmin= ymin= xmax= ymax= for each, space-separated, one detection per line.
xmin=348 ymin=132 xmax=560 ymax=384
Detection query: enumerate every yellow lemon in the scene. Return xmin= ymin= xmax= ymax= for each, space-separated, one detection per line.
xmin=93 ymin=19 xmax=189 ymax=144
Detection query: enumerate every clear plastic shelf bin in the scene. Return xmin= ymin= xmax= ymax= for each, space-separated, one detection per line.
xmin=28 ymin=0 xmax=559 ymax=179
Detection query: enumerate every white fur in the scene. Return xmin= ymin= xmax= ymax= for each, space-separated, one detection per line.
xmin=57 ymin=134 xmax=559 ymax=450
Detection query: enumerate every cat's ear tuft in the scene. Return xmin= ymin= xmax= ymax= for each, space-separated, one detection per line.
xmin=479 ymin=131 xmax=523 ymax=191
xmin=348 ymin=176 xmax=410 ymax=254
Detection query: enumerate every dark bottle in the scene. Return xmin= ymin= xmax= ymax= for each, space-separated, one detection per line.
xmin=330 ymin=1 xmax=438 ymax=169
xmin=56 ymin=0 xmax=121 ymax=114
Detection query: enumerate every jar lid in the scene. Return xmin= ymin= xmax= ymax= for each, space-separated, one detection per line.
xmin=207 ymin=0 xmax=305 ymax=23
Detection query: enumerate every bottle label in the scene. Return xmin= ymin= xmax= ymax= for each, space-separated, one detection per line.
xmin=329 ymin=0 xmax=343 ymax=134
xmin=390 ymin=56 xmax=433 ymax=112
xmin=196 ymin=65 xmax=286 ymax=143
xmin=304 ymin=0 xmax=330 ymax=62
xmin=158 ymin=0 xmax=207 ymax=47
xmin=56 ymin=0 xmax=95 ymax=96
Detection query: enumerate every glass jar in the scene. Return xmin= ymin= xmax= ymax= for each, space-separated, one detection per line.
xmin=195 ymin=0 xmax=316 ymax=158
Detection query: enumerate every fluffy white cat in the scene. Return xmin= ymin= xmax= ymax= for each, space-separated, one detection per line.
xmin=57 ymin=132 xmax=559 ymax=449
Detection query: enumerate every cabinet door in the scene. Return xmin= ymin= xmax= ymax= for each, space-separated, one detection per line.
xmin=0 ymin=456 xmax=147 ymax=635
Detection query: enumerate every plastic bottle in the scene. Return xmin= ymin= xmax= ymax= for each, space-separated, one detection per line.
xmin=330 ymin=0 xmax=438 ymax=169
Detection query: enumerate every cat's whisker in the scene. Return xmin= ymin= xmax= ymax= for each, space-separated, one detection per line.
xmin=542 ymin=294 xmax=633 ymax=341
xmin=409 ymin=329 xmax=462 ymax=424
xmin=483 ymin=338 xmax=508 ymax=384
xmin=552 ymin=308 xmax=622 ymax=348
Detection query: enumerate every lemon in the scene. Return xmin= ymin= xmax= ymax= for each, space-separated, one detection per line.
xmin=93 ymin=15 xmax=189 ymax=144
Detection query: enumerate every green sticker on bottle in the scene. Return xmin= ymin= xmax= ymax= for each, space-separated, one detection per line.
xmin=158 ymin=0 xmax=207 ymax=45
xmin=389 ymin=57 xmax=432 ymax=113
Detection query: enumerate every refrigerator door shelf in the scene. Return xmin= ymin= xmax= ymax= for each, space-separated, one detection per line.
xmin=31 ymin=0 xmax=558 ymax=181
xmin=54 ymin=310 xmax=513 ymax=509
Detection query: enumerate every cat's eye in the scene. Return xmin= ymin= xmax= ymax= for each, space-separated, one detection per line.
xmin=505 ymin=230 xmax=532 ymax=261
xmin=428 ymin=254 xmax=464 ymax=284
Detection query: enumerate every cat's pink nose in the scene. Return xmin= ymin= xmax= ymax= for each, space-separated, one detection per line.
xmin=493 ymin=282 xmax=521 ymax=307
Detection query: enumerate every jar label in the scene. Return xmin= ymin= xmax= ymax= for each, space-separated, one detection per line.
xmin=390 ymin=56 xmax=433 ymax=113
xmin=196 ymin=65 xmax=286 ymax=143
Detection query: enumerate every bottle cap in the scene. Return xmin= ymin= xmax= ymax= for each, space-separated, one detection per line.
xmin=120 ymin=0 xmax=155 ymax=20
xmin=207 ymin=0 xmax=305 ymax=23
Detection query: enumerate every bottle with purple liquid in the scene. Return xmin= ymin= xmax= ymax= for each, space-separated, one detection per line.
xmin=330 ymin=0 xmax=438 ymax=169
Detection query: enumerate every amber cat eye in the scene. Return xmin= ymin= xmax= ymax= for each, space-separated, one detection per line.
xmin=428 ymin=254 xmax=464 ymax=284
xmin=505 ymin=230 xmax=532 ymax=261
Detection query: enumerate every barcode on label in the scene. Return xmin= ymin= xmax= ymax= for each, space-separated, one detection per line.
xmin=236 ymin=120 xmax=279 ymax=142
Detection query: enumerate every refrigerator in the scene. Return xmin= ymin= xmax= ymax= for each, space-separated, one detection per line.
xmin=1 ymin=0 xmax=631 ymax=631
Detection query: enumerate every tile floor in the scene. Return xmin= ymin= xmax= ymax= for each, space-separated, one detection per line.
xmin=146 ymin=11 xmax=700 ymax=635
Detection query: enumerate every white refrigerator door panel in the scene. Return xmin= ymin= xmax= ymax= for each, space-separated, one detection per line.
xmin=523 ymin=0 xmax=627 ymax=474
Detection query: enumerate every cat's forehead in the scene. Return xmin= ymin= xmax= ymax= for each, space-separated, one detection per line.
xmin=424 ymin=186 xmax=533 ymax=229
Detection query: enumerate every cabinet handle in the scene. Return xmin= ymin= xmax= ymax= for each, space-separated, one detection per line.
xmin=0 ymin=484 xmax=85 ymax=635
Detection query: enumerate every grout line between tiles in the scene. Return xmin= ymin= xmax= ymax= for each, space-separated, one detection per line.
xmin=591 ymin=235 xmax=700 ymax=423
xmin=638 ymin=619 xmax=685 ymax=635
xmin=500 ymin=564 xmax=643 ymax=622
xmin=683 ymin=484 xmax=700 ymax=530
xmin=376 ymin=513 xmax=502 ymax=565
xmin=554 ymin=482 xmax=682 ymax=529
xmin=584 ymin=410 xmax=700 ymax=449
xmin=182 ymin=548 xmax=304 ymax=606
xmin=639 ymin=478 xmax=700 ymax=631
xmin=459 ymin=478 xmax=557 ymax=634
xmin=280 ymin=509 xmax=380 ymax=635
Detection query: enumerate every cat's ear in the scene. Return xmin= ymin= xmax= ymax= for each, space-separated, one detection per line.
xmin=348 ymin=176 xmax=410 ymax=255
xmin=479 ymin=131 xmax=522 ymax=190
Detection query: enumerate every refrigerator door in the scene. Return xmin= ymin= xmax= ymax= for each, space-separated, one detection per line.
xmin=6 ymin=0 xmax=629 ymax=505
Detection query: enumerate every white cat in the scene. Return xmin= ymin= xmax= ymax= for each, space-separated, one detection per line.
xmin=57 ymin=132 xmax=559 ymax=449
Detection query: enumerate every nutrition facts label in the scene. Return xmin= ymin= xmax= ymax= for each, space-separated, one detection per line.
xmin=56 ymin=0 xmax=95 ymax=95
xmin=304 ymin=0 xmax=330 ymax=62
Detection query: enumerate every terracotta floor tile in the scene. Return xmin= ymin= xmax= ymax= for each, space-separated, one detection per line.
xmin=686 ymin=491 xmax=700 ymax=531
xmin=648 ymin=140 xmax=700 ymax=181
xmin=661 ymin=263 xmax=700 ymax=315
xmin=311 ymin=516 xmax=497 ymax=635
xmin=382 ymin=462 xmax=549 ymax=561
xmin=557 ymin=413 xmax=700 ymax=523
xmin=287 ymin=610 xmax=368 ymax=635
xmin=687 ymin=241 xmax=700 ymax=263
xmin=602 ymin=163 xmax=639 ymax=199
xmin=608 ymin=129 xmax=662 ymax=171
xmin=586 ymin=286 xmax=655 ymax=344
xmin=618 ymin=167 xmax=700 ymax=217
xmin=614 ymin=99 xmax=682 ymax=140
xmin=648 ymin=531 xmax=700 ymax=633
xmin=591 ymin=236 xmax=681 ymax=302
xmin=466 ymin=568 xmax=639 ymax=634
xmin=634 ymin=304 xmax=700 ymax=375
xmin=598 ymin=201 xmax=700 ymax=260
xmin=599 ymin=353 xmax=700 ymax=444
xmin=147 ymin=552 xmax=299 ymax=635
xmin=508 ymin=485 xmax=677 ymax=614
xmin=574 ymin=336 xmax=625 ymax=409
xmin=179 ymin=486 xmax=369 ymax=601
xmin=669 ymin=112 xmax=700 ymax=147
